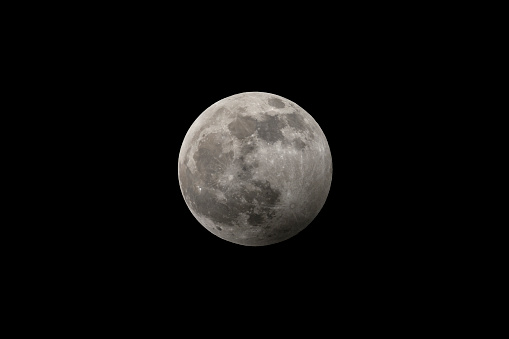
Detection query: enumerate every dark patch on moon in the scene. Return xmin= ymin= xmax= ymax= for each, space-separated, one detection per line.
xmin=235 ymin=142 xmax=259 ymax=180
xmin=215 ymin=106 xmax=227 ymax=115
xmin=285 ymin=112 xmax=315 ymax=139
xmin=293 ymin=138 xmax=306 ymax=150
xmin=228 ymin=115 xmax=257 ymax=139
xmin=257 ymin=114 xmax=286 ymax=143
xmin=194 ymin=188 xmax=236 ymax=225
xmin=235 ymin=158 xmax=257 ymax=180
xmin=247 ymin=213 xmax=264 ymax=226
xmin=213 ymin=106 xmax=231 ymax=121
xmin=243 ymin=180 xmax=281 ymax=226
xmin=285 ymin=112 xmax=307 ymax=132
xmin=268 ymin=97 xmax=285 ymax=109
xmin=252 ymin=180 xmax=280 ymax=206
xmin=193 ymin=132 xmax=233 ymax=187
xmin=240 ymin=142 xmax=256 ymax=156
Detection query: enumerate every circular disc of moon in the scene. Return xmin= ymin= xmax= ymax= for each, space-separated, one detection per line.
xmin=178 ymin=92 xmax=332 ymax=246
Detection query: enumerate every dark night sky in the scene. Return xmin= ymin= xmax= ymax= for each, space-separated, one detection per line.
xmin=37 ymin=5 xmax=448 ymax=322
xmin=142 ymin=59 xmax=406 ymax=271
xmin=68 ymin=19 xmax=432 ymax=292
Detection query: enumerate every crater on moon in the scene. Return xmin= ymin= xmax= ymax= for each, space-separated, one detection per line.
xmin=268 ymin=97 xmax=285 ymax=109
xmin=178 ymin=92 xmax=332 ymax=246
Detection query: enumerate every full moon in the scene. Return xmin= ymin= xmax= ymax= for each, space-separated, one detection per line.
xmin=178 ymin=92 xmax=332 ymax=246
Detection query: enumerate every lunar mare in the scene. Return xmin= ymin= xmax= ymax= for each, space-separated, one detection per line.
xmin=178 ymin=92 xmax=332 ymax=246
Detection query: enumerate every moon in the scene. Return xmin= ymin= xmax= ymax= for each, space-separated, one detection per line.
xmin=178 ymin=92 xmax=332 ymax=246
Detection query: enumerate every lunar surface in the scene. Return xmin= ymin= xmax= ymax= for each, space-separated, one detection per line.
xmin=178 ymin=92 xmax=332 ymax=246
